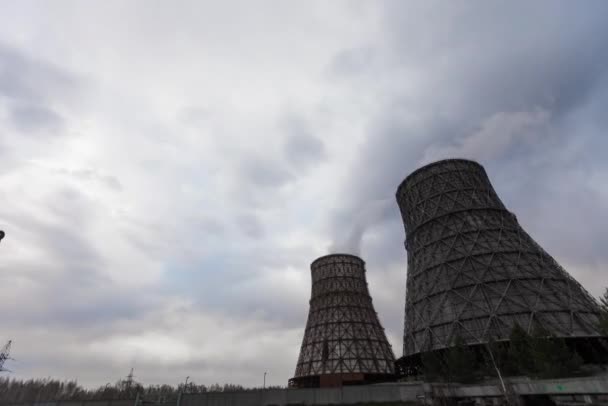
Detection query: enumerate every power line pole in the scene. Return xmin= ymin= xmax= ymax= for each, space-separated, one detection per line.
xmin=485 ymin=343 xmax=513 ymax=406
xmin=0 ymin=340 xmax=13 ymax=372
xmin=125 ymin=368 xmax=135 ymax=390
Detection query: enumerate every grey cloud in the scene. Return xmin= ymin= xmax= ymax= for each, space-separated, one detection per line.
xmin=0 ymin=180 xmax=168 ymax=386
xmin=378 ymin=2 xmax=608 ymax=126
xmin=195 ymin=217 xmax=225 ymax=236
xmin=0 ymin=42 xmax=82 ymax=135
xmin=328 ymin=47 xmax=376 ymax=77
xmin=490 ymin=156 xmax=608 ymax=269
xmin=167 ymin=242 xmax=316 ymax=329
xmin=1 ymin=266 xmax=150 ymax=329
xmin=0 ymin=183 xmax=148 ymax=327
xmin=177 ymin=106 xmax=210 ymax=125
xmin=52 ymin=167 xmax=123 ymax=191
xmin=6 ymin=213 xmax=101 ymax=267
xmin=240 ymin=157 xmax=293 ymax=188
xmin=0 ymin=43 xmax=78 ymax=102
xmin=9 ymin=103 xmax=64 ymax=134
xmin=237 ymin=213 xmax=265 ymax=239
xmin=282 ymin=116 xmax=326 ymax=169
xmin=217 ymin=272 xmax=310 ymax=329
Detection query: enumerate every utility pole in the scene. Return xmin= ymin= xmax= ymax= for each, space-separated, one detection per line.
xmin=125 ymin=368 xmax=135 ymax=390
xmin=485 ymin=343 xmax=512 ymax=406
xmin=263 ymin=371 xmax=267 ymax=389
xmin=0 ymin=340 xmax=13 ymax=372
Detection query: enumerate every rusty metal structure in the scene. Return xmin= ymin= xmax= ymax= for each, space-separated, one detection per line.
xmin=290 ymin=254 xmax=395 ymax=388
xmin=395 ymin=159 xmax=606 ymax=373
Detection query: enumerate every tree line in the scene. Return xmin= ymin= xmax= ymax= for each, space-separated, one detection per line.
xmin=0 ymin=376 xmax=284 ymax=404
xmin=421 ymin=324 xmax=586 ymax=383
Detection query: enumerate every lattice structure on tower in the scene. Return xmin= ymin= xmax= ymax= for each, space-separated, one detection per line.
xmin=395 ymin=159 xmax=607 ymax=374
xmin=290 ymin=254 xmax=395 ymax=388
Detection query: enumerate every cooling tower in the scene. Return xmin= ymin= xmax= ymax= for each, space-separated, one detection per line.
xmin=395 ymin=159 xmax=605 ymax=368
xmin=289 ymin=254 xmax=396 ymax=388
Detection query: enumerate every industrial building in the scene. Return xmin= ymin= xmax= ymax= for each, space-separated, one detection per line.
xmin=289 ymin=254 xmax=395 ymax=388
xmin=394 ymin=159 xmax=607 ymax=374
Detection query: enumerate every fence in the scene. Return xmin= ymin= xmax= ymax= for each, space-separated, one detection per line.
xmin=179 ymin=383 xmax=423 ymax=406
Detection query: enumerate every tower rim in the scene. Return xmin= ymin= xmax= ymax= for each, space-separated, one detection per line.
xmin=395 ymin=158 xmax=483 ymax=197
xmin=311 ymin=253 xmax=364 ymax=269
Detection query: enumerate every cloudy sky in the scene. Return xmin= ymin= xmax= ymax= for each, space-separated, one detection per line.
xmin=1 ymin=0 xmax=608 ymax=388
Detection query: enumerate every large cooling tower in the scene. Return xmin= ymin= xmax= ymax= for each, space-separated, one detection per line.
xmin=289 ymin=254 xmax=395 ymax=388
xmin=395 ymin=159 xmax=605 ymax=366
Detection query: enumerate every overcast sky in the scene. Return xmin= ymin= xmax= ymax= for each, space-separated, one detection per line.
xmin=1 ymin=0 xmax=608 ymax=389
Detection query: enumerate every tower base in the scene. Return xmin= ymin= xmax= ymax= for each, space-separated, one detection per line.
xmin=289 ymin=373 xmax=395 ymax=388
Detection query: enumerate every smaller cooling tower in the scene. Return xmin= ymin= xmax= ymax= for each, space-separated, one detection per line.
xmin=289 ymin=254 xmax=395 ymax=388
